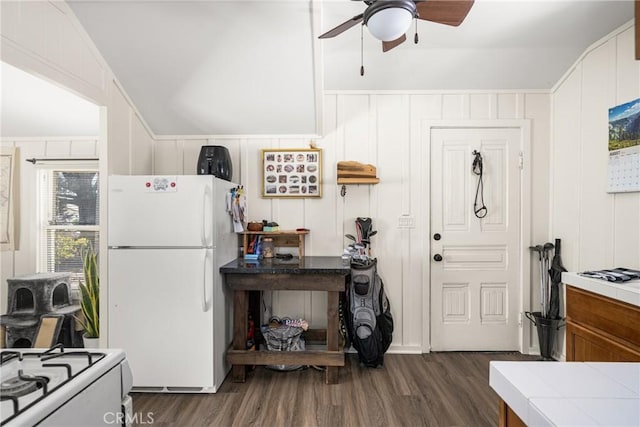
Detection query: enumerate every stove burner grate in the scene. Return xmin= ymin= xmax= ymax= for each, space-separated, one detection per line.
xmin=0 ymin=345 xmax=107 ymax=425
xmin=0 ymin=374 xmax=48 ymax=398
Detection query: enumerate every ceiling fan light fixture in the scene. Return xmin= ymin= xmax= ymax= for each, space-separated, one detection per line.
xmin=364 ymin=0 xmax=416 ymax=42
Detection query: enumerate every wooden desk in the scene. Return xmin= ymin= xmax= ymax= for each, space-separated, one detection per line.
xmin=220 ymin=256 xmax=349 ymax=384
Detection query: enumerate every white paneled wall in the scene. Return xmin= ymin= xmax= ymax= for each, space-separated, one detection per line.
xmin=0 ymin=0 xmax=155 ymax=347
xmin=0 ymin=138 xmax=99 ymax=313
xmin=3 ymin=0 xmax=635 ymax=356
xmin=153 ymin=90 xmax=550 ymax=352
xmin=613 ymin=29 xmax=640 ymax=268
xmin=551 ymin=26 xmax=640 ymax=360
xmin=2 ymin=0 xmax=555 ymax=352
xmin=552 ymin=27 xmax=640 ymax=276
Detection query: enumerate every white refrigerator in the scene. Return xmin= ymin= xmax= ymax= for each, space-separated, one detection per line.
xmin=108 ymin=175 xmax=238 ymax=393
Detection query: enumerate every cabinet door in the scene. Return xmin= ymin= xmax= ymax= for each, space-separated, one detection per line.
xmin=566 ymin=286 xmax=640 ymax=348
xmin=566 ymin=321 xmax=640 ymax=362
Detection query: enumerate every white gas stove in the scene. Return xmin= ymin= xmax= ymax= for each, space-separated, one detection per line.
xmin=0 ymin=345 xmax=133 ymax=426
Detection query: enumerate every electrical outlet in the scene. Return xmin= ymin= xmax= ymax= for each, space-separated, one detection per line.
xmin=398 ymin=215 xmax=416 ymax=229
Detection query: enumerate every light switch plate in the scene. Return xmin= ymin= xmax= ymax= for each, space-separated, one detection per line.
xmin=398 ymin=215 xmax=416 ymax=228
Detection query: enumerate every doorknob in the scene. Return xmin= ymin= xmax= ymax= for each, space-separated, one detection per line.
xmin=433 ymin=233 xmax=441 ymax=241
xmin=433 ymin=254 xmax=443 ymax=262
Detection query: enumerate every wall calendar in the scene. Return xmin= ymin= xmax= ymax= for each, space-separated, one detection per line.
xmin=608 ymin=98 xmax=640 ymax=193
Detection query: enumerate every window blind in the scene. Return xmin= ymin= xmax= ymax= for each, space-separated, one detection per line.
xmin=39 ymin=170 xmax=100 ymax=280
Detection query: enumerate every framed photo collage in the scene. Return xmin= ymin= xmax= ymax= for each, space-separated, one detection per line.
xmin=261 ymin=148 xmax=322 ymax=198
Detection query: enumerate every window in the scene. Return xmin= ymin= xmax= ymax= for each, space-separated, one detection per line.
xmin=38 ymin=167 xmax=99 ymax=285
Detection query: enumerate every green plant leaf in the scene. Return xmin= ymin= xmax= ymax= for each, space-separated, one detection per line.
xmin=77 ymin=243 xmax=99 ymax=339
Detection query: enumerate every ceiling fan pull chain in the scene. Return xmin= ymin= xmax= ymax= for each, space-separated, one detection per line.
xmin=360 ymin=24 xmax=365 ymax=76
xmin=414 ymin=17 xmax=419 ymax=44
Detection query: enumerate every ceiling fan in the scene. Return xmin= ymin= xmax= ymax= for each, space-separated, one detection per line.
xmin=319 ymin=0 xmax=475 ymax=53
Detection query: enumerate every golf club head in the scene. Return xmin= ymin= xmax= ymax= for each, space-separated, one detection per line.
xmin=543 ymin=243 xmax=554 ymax=260
xmin=529 ymin=245 xmax=543 ymax=259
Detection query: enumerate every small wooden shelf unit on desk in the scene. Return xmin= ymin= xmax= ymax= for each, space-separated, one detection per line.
xmin=241 ymin=229 xmax=308 ymax=259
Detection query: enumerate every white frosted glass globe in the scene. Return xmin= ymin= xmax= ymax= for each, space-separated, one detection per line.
xmin=366 ymin=7 xmax=413 ymax=42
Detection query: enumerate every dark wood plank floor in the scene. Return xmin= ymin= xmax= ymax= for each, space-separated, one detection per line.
xmin=132 ymin=352 xmax=539 ymax=427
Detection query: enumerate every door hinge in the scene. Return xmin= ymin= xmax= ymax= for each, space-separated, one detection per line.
xmin=518 ymin=152 xmax=524 ymax=170
xmin=519 ymin=311 xmax=523 ymax=327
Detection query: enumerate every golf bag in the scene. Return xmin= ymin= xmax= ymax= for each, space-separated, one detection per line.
xmin=346 ymin=258 xmax=393 ymax=368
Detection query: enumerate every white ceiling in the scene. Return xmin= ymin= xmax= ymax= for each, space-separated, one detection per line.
xmin=68 ymin=0 xmax=318 ymax=135
xmin=0 ymin=62 xmax=100 ymax=138
xmin=2 ymin=1 xmax=635 ymax=138
xmin=322 ymin=0 xmax=634 ymax=90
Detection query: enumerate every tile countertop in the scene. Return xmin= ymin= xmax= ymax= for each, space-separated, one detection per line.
xmin=490 ymin=361 xmax=640 ymax=426
xmin=562 ymin=272 xmax=640 ymax=307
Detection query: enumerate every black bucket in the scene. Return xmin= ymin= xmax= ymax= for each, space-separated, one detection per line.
xmin=525 ymin=311 xmax=565 ymax=360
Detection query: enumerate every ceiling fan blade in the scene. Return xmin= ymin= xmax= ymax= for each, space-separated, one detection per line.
xmin=319 ymin=14 xmax=364 ymax=39
xmin=416 ymin=0 xmax=474 ymax=27
xmin=382 ymin=34 xmax=406 ymax=52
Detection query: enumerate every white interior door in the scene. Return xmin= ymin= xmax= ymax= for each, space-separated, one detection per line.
xmin=430 ymin=128 xmax=521 ymax=351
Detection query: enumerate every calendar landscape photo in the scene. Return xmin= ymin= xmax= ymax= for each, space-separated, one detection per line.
xmin=609 ymin=97 xmax=640 ymax=151
xmin=608 ymin=98 xmax=640 ymax=193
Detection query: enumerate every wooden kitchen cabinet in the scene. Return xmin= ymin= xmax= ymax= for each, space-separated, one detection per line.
xmin=566 ymin=285 xmax=640 ymax=362
xmin=498 ymin=399 xmax=526 ymax=427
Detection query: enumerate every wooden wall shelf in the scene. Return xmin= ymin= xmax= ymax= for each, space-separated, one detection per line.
xmin=336 ymin=161 xmax=379 ymax=188
xmin=337 ymin=177 xmax=380 ymax=185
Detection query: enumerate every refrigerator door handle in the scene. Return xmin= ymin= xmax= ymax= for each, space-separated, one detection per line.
xmin=202 ymin=250 xmax=209 ymax=312
xmin=202 ymin=185 xmax=212 ymax=247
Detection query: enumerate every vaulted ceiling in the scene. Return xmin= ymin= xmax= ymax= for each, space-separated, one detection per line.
xmin=2 ymin=1 xmax=636 ymax=137
xmin=69 ymin=0 xmax=319 ymax=135
xmin=1 ymin=61 xmax=100 ymax=138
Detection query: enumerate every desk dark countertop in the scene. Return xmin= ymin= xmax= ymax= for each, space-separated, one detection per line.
xmin=220 ymin=256 xmax=350 ymax=275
